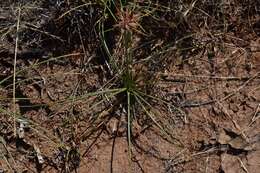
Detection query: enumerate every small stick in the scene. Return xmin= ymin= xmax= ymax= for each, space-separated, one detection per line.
xmin=12 ymin=7 xmax=21 ymax=137
xmin=237 ymin=157 xmax=249 ymax=173
xmin=161 ymin=73 xmax=260 ymax=81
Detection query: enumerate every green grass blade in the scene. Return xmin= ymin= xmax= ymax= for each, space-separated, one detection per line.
xmin=133 ymin=92 xmax=183 ymax=146
xmin=133 ymin=93 xmax=164 ymax=132
xmin=127 ymin=91 xmax=132 ymax=172
xmin=135 ymin=90 xmax=185 ymax=117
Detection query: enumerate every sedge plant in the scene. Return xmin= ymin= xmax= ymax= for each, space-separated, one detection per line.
xmin=95 ymin=0 xmax=185 ymax=165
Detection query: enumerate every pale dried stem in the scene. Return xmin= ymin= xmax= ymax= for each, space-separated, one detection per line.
xmin=12 ymin=7 xmax=21 ymax=137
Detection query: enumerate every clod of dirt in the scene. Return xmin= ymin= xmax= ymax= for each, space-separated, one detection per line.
xmin=218 ymin=128 xmax=251 ymax=151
